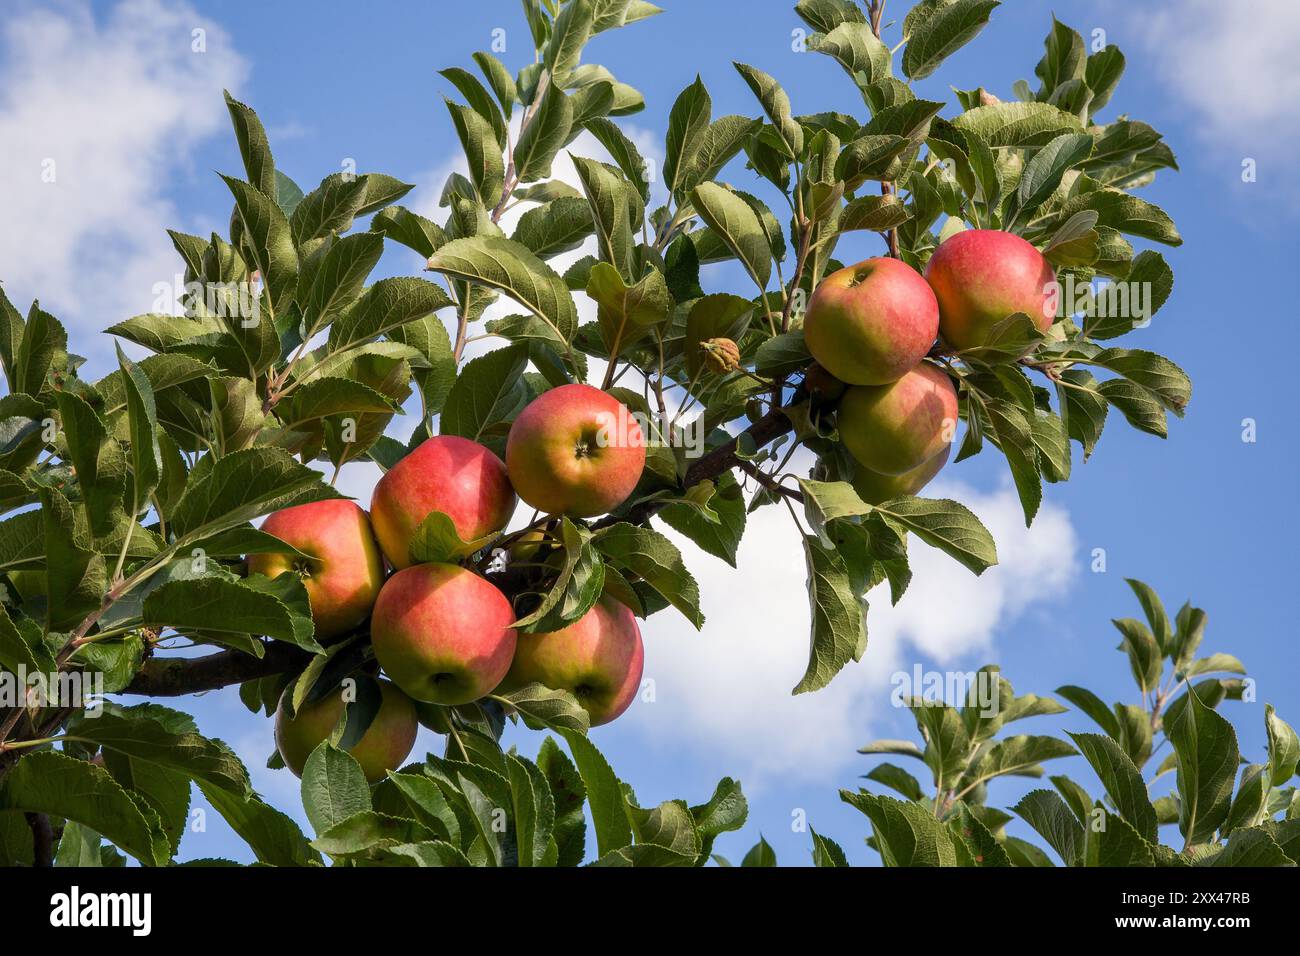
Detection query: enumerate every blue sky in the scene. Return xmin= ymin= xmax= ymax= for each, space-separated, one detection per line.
xmin=2 ymin=0 xmax=1297 ymax=865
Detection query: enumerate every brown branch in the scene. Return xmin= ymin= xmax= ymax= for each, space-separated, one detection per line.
xmin=120 ymin=641 xmax=310 ymax=697
xmin=26 ymin=813 xmax=53 ymax=867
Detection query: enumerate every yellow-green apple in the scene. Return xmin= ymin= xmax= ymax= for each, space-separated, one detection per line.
xmin=502 ymin=597 xmax=643 ymax=726
xmin=803 ymin=257 xmax=939 ymax=386
xmin=851 ymin=446 xmax=951 ymax=505
xmin=837 ymin=363 xmax=958 ymax=476
xmin=274 ymin=678 xmax=418 ymax=783
xmin=370 ymin=563 xmax=517 ymax=706
xmin=247 ymin=499 xmax=383 ymax=641
xmin=370 ymin=435 xmax=517 ymax=569
xmin=924 ymin=229 xmax=1059 ymax=351
xmin=505 ymin=384 xmax=646 ymax=517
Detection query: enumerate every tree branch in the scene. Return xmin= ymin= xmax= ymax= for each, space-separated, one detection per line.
xmin=26 ymin=812 xmax=54 ymax=867
xmin=103 ymin=402 xmax=802 ymax=700
xmin=120 ymin=642 xmax=310 ymax=697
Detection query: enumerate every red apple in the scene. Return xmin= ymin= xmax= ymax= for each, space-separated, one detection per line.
xmin=502 ymin=597 xmax=643 ymax=727
xmin=505 ymin=384 xmax=646 ymax=518
xmin=837 ymin=363 xmax=958 ymax=476
xmin=275 ymin=678 xmax=418 ymax=783
xmin=370 ymin=435 xmax=517 ymax=569
xmin=370 ymin=563 xmax=517 ymax=706
xmin=247 ymin=499 xmax=384 ymax=641
xmin=803 ymin=257 xmax=940 ymax=385
xmin=851 ymin=445 xmax=951 ymax=505
xmin=924 ymin=229 xmax=1059 ymax=351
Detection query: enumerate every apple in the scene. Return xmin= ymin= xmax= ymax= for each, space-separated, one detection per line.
xmin=804 ymin=361 xmax=847 ymax=404
xmin=502 ymin=597 xmax=643 ymax=727
xmin=851 ymin=445 xmax=951 ymax=505
xmin=370 ymin=435 xmax=517 ymax=569
xmin=837 ymin=362 xmax=958 ymax=476
xmin=505 ymin=383 xmax=646 ymax=518
xmin=803 ymin=257 xmax=939 ymax=385
xmin=924 ymin=229 xmax=1059 ymax=351
xmin=247 ymin=499 xmax=384 ymax=641
xmin=274 ymin=678 xmax=418 ymax=783
xmin=370 ymin=562 xmax=517 ymax=706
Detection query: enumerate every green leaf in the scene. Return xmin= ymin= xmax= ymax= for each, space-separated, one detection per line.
xmin=1112 ymin=617 xmax=1161 ymax=693
xmin=733 ymin=63 xmax=803 ymax=159
xmin=810 ymin=827 xmax=850 ymax=866
xmin=545 ymin=0 xmax=594 ymax=85
xmin=445 ymin=99 xmax=505 ymax=207
xmin=796 ymin=534 xmax=863 ymax=694
xmin=496 ymin=682 xmax=592 ymax=734
xmin=864 ymin=763 xmax=925 ymax=801
xmin=1068 ymin=732 xmax=1158 ymax=843
xmin=514 ymin=81 xmax=574 ymax=182
xmin=841 ymin=790 xmax=958 ymax=866
xmin=69 ymin=703 xmax=251 ymax=796
xmin=329 ymin=277 xmax=453 ymax=352
xmin=1054 ymin=189 xmax=1182 ymax=246
xmin=560 ymin=729 xmax=633 ymax=857
xmin=1012 ymin=789 xmax=1082 ymax=866
xmin=427 ymin=236 xmax=578 ymax=342
xmin=220 ymin=174 xmax=298 ymax=315
xmin=439 ymin=344 xmax=529 ymax=446
xmin=1035 ymin=17 xmax=1085 ymax=93
xmin=0 ymin=751 xmax=167 ymax=866
xmin=115 ymin=345 xmax=161 ymax=516
xmin=690 ymin=182 xmax=772 ymax=292
xmin=903 ymin=0 xmax=1000 ymax=81
xmin=587 ymin=262 xmax=671 ymax=359
xmin=142 ymin=575 xmax=318 ymax=651
xmin=839 ymin=194 xmax=912 ymax=232
xmin=0 ymin=602 xmax=54 ymax=676
xmin=537 ymin=736 xmax=586 ymax=866
xmin=514 ymin=197 xmax=596 ymax=259
xmin=311 ymin=811 xmax=435 ymax=858
xmin=952 ymin=101 xmax=1083 ymax=149
xmin=41 ymin=487 xmax=108 ymax=631
xmin=741 ymin=835 xmax=777 ymax=867
xmin=505 ymin=753 xmax=556 ymax=867
xmin=1009 ymin=132 xmax=1093 ymax=225
xmin=1266 ymin=704 xmax=1300 ymax=787
xmin=1168 ymin=682 xmax=1240 ymax=846
xmin=663 ymin=75 xmax=713 ymax=195
xmin=808 ymin=22 xmax=891 ymax=91
xmin=301 ymin=743 xmax=372 ymax=836
xmin=297 ymin=232 xmax=385 ymax=339
xmin=223 ymin=90 xmax=276 ymax=197
xmin=14 ymin=304 xmax=66 ymax=396
xmin=594 ymin=523 xmax=704 ymax=628
xmin=658 ymin=471 xmax=747 ymax=567
xmin=874 ymin=496 xmax=998 ymax=575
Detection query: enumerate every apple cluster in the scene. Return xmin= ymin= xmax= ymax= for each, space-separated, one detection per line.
xmin=249 ymin=383 xmax=648 ymax=782
xmin=803 ymin=229 xmax=1057 ymax=500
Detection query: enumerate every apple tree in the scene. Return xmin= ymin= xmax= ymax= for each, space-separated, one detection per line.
xmin=0 ymin=0 xmax=1192 ymax=867
xmin=732 ymin=581 xmax=1300 ymax=868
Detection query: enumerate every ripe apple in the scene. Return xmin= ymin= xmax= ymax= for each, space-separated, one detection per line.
xmin=502 ymin=597 xmax=643 ymax=727
xmin=274 ymin=678 xmax=418 ymax=783
xmin=837 ymin=362 xmax=958 ymax=476
xmin=247 ymin=499 xmax=384 ymax=641
xmin=803 ymin=257 xmax=939 ymax=385
xmin=851 ymin=446 xmax=951 ymax=505
xmin=370 ymin=435 xmax=517 ymax=569
xmin=370 ymin=562 xmax=517 ymax=706
xmin=505 ymin=383 xmax=646 ymax=518
xmin=924 ymin=229 xmax=1059 ymax=351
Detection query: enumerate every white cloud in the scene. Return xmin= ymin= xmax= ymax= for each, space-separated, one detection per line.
xmin=628 ymin=463 xmax=1078 ymax=784
xmin=1132 ymin=0 xmax=1300 ymax=155
xmin=0 ymin=0 xmax=247 ymax=376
